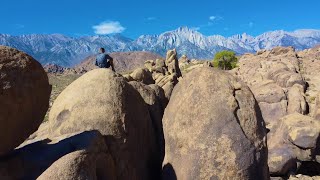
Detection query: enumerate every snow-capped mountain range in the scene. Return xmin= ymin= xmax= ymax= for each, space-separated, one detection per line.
xmin=1 ymin=27 xmax=320 ymax=67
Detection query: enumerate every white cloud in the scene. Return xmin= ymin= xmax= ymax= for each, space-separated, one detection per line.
xmin=147 ymin=17 xmax=157 ymax=21
xmin=209 ymin=16 xmax=216 ymax=21
xmin=209 ymin=16 xmax=223 ymax=21
xmin=92 ymin=21 xmax=125 ymax=35
xmin=191 ymin=27 xmax=201 ymax=31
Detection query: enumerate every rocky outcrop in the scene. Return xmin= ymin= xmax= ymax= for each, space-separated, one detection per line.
xmin=130 ymin=68 xmax=155 ymax=84
xmin=75 ymin=51 xmax=164 ymax=73
xmin=313 ymin=92 xmax=320 ymax=120
xmin=178 ymin=55 xmax=190 ymax=70
xmin=165 ymin=49 xmax=182 ymax=77
xmin=287 ymin=84 xmax=307 ymax=115
xmin=268 ymin=113 xmax=320 ymax=176
xmin=43 ymin=63 xmax=77 ymax=74
xmin=48 ymin=69 xmax=160 ymax=179
xmin=0 ymin=46 xmax=51 ymax=155
xmin=297 ymin=46 xmax=320 ymax=116
xmin=233 ymin=46 xmax=307 ymax=126
xmin=162 ymin=67 xmax=269 ymax=179
xmin=234 ymin=46 xmax=320 ymax=178
xmin=144 ymin=49 xmax=183 ymax=101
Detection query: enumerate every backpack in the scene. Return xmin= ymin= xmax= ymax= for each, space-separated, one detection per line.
xmin=95 ymin=53 xmax=111 ymax=68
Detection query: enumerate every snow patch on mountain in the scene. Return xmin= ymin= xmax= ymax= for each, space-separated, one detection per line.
xmin=1 ymin=27 xmax=320 ymax=66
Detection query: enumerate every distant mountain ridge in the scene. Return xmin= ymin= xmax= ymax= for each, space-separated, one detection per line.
xmin=1 ymin=27 xmax=320 ymax=67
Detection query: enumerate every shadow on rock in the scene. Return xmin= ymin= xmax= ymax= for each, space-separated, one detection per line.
xmin=0 ymin=130 xmax=108 ymax=180
xmin=162 ymin=163 xmax=177 ymax=180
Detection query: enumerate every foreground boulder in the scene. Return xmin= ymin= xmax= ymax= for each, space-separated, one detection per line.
xmin=129 ymin=82 xmax=167 ymax=163
xmin=48 ymin=69 xmax=160 ymax=179
xmin=0 ymin=46 xmax=51 ymax=155
xmin=0 ymin=131 xmax=113 ymax=180
xmin=38 ymin=150 xmax=116 ymax=180
xmin=162 ymin=67 xmax=269 ymax=179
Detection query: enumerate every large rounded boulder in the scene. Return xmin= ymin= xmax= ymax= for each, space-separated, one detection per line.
xmin=0 ymin=46 xmax=51 ymax=155
xmin=130 ymin=68 xmax=155 ymax=85
xmin=162 ymin=67 xmax=269 ymax=179
xmin=128 ymin=81 xmax=166 ymax=163
xmin=48 ymin=68 xmax=160 ymax=179
xmin=38 ymin=150 xmax=116 ymax=180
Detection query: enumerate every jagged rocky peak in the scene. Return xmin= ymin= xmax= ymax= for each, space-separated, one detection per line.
xmin=1 ymin=27 xmax=320 ymax=66
xmin=175 ymin=26 xmax=195 ymax=33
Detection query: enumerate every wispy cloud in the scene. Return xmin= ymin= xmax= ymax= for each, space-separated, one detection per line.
xmin=15 ymin=24 xmax=25 ymax=29
xmin=146 ymin=17 xmax=157 ymax=21
xmin=209 ymin=16 xmax=216 ymax=21
xmin=191 ymin=27 xmax=201 ymax=31
xmin=92 ymin=21 xmax=125 ymax=35
xmin=209 ymin=15 xmax=223 ymax=21
xmin=249 ymin=22 xmax=254 ymax=28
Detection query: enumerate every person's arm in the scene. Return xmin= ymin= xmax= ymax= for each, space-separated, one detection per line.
xmin=110 ymin=58 xmax=115 ymax=72
xmin=94 ymin=56 xmax=98 ymax=66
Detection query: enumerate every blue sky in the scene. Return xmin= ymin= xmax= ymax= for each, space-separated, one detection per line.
xmin=1 ymin=0 xmax=320 ymax=38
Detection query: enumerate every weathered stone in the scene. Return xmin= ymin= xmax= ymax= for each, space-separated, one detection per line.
xmin=270 ymin=46 xmax=296 ymax=56
xmin=144 ymin=60 xmax=155 ymax=71
xmin=178 ymin=55 xmax=189 ymax=63
xmin=251 ymin=81 xmax=286 ymax=104
xmin=122 ymin=74 xmax=133 ymax=81
xmin=288 ymin=84 xmax=307 ymax=115
xmin=48 ymin=69 xmax=160 ymax=179
xmin=289 ymin=174 xmax=320 ymax=180
xmin=283 ymin=113 xmax=320 ymax=149
xmin=0 ymin=46 xmax=51 ymax=155
xmin=259 ymin=100 xmax=288 ymax=125
xmin=268 ymin=113 xmax=320 ymax=176
xmin=37 ymin=150 xmax=116 ymax=180
xmin=313 ymin=92 xmax=320 ymax=120
xmin=268 ymin=147 xmax=297 ymax=176
xmin=128 ymin=81 xmax=165 ymax=163
xmin=130 ymin=68 xmax=155 ymax=84
xmin=0 ymin=131 xmax=111 ymax=180
xmin=165 ymin=49 xmax=182 ymax=77
xmin=162 ymin=67 xmax=269 ymax=179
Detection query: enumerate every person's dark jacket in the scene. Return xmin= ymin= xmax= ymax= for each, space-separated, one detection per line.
xmin=95 ymin=53 xmax=115 ymax=71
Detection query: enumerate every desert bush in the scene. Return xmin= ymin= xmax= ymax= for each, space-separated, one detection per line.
xmin=212 ymin=50 xmax=238 ymax=70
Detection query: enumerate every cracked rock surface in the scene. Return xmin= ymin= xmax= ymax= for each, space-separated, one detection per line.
xmin=162 ymin=67 xmax=269 ymax=180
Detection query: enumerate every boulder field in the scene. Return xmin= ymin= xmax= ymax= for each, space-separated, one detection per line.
xmin=1 ymin=45 xmax=320 ymax=179
xmin=232 ymin=46 xmax=320 ymax=179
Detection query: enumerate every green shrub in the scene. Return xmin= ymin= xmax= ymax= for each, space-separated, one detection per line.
xmin=212 ymin=50 xmax=238 ymax=70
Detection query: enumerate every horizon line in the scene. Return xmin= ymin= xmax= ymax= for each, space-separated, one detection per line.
xmin=1 ymin=27 xmax=320 ymax=40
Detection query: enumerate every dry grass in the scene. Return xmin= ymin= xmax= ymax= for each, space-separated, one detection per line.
xmin=43 ymin=74 xmax=81 ymax=122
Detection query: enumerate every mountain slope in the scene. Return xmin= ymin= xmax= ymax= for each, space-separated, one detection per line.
xmin=1 ymin=27 xmax=320 ymax=66
xmin=75 ymin=51 xmax=163 ymax=73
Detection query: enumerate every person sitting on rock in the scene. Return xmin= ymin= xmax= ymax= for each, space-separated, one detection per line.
xmin=95 ymin=47 xmax=115 ymax=71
